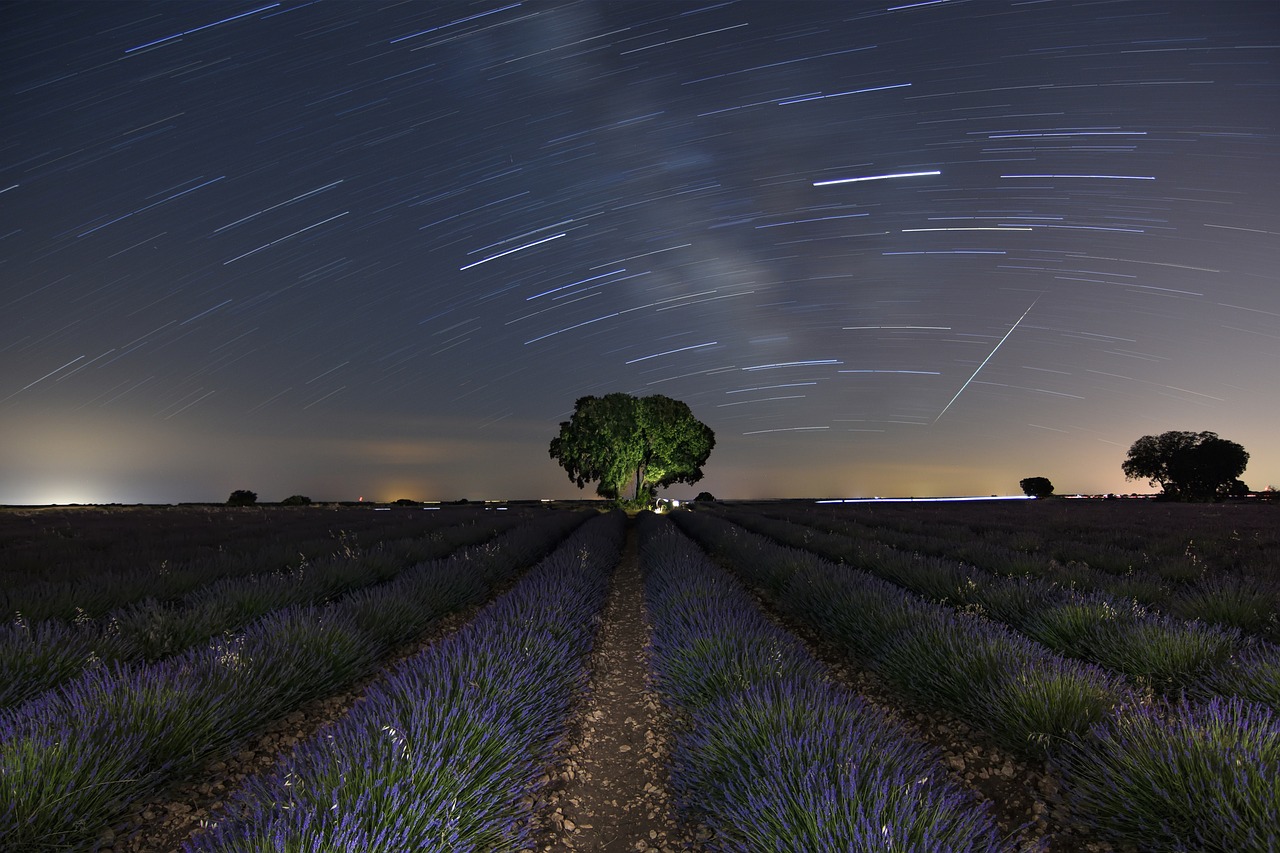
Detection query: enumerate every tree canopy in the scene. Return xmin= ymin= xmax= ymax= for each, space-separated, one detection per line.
xmin=549 ymin=393 xmax=715 ymax=507
xmin=1121 ymin=430 xmax=1249 ymax=500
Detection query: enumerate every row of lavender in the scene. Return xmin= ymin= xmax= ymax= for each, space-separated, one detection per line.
xmin=1 ymin=514 xmax=521 ymax=710
xmin=672 ymin=511 xmax=1278 ymax=852
xmin=0 ymin=510 xmax=588 ymax=852
xmin=183 ymin=511 xmax=625 ymax=851
xmin=714 ymin=506 xmax=1279 ymax=710
xmin=767 ymin=503 xmax=1280 ymax=641
xmin=638 ymin=513 xmax=1015 ymax=850
xmin=0 ymin=508 xmax=511 ymax=624
xmin=0 ymin=507 xmax=366 ymax=585
xmin=0 ymin=506 xmax=457 ymax=610
xmin=802 ymin=499 xmax=1278 ymax=577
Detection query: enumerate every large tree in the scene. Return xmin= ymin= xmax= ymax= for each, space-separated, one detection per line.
xmin=1121 ymin=430 xmax=1249 ymax=500
xmin=549 ymin=393 xmax=715 ymax=507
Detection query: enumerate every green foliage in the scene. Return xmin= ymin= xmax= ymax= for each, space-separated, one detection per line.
xmin=1019 ymin=476 xmax=1054 ymax=498
xmin=1122 ymin=431 xmax=1249 ymax=500
xmin=549 ymin=393 xmax=715 ymax=508
xmin=227 ymin=489 xmax=258 ymax=506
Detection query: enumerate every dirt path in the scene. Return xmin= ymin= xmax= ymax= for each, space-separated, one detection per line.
xmin=528 ymin=523 xmax=704 ymax=853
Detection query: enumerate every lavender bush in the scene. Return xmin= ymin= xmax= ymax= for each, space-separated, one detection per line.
xmin=1052 ymin=696 xmax=1279 ymax=852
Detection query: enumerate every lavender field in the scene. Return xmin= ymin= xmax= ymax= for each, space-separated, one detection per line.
xmin=1 ymin=500 xmax=1276 ymax=851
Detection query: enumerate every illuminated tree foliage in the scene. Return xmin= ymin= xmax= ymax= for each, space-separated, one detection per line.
xmin=1122 ymin=430 xmax=1249 ymax=501
xmin=549 ymin=393 xmax=715 ymax=507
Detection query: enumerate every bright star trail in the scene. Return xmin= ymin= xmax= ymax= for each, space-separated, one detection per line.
xmin=2 ymin=1 xmax=1277 ymax=504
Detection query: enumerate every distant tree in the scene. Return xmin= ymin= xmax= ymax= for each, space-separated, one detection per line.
xmin=227 ymin=489 xmax=258 ymax=506
xmin=393 ymin=498 xmax=420 ymax=506
xmin=280 ymin=494 xmax=312 ymax=506
xmin=1019 ymin=476 xmax=1054 ymax=498
xmin=1122 ymin=430 xmax=1249 ymax=501
xmin=549 ymin=393 xmax=715 ymax=509
xmin=693 ymin=491 xmax=717 ymax=502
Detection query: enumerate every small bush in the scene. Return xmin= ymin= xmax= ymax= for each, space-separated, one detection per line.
xmin=1022 ymin=597 xmax=1130 ymax=660
xmin=982 ymin=658 xmax=1124 ymax=753
xmin=1172 ymin=575 xmax=1279 ymax=639
xmin=876 ymin=615 xmax=1016 ymax=718
xmin=1091 ymin=617 xmax=1240 ymax=690
xmin=1197 ymin=642 xmax=1280 ymax=709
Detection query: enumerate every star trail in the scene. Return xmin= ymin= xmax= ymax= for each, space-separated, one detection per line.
xmin=2 ymin=1 xmax=1277 ymax=504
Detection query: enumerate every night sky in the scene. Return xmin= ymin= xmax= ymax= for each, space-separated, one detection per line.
xmin=3 ymin=1 xmax=1278 ymax=505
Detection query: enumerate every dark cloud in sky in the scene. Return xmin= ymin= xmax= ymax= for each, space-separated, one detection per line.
xmin=3 ymin=1 xmax=1277 ymax=503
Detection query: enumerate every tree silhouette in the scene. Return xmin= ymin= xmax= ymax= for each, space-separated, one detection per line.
xmin=226 ymin=489 xmax=258 ymax=506
xmin=1122 ymin=430 xmax=1249 ymax=500
xmin=1019 ymin=476 xmax=1054 ymax=498
xmin=549 ymin=393 xmax=715 ymax=508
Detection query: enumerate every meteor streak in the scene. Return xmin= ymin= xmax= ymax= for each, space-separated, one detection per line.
xmin=935 ymin=296 xmax=1041 ymax=422
xmin=814 ymin=170 xmax=940 ymax=187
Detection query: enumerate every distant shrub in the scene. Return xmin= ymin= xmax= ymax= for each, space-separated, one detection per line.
xmin=226 ymin=490 xmax=257 ymax=507
xmin=280 ymin=495 xmax=312 ymax=506
xmin=694 ymin=492 xmax=716 ymax=502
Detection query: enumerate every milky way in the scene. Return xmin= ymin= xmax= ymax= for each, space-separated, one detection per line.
xmin=3 ymin=1 xmax=1278 ymax=503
